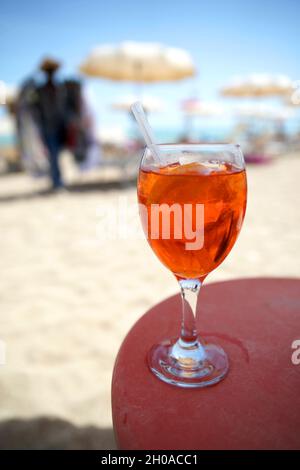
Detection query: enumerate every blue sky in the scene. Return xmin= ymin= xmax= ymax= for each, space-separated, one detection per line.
xmin=1 ymin=0 xmax=300 ymax=132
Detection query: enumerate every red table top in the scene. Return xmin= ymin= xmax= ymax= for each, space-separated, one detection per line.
xmin=111 ymin=278 xmax=300 ymax=450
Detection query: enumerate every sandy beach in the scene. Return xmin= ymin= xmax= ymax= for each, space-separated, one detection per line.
xmin=0 ymin=152 xmax=300 ymax=449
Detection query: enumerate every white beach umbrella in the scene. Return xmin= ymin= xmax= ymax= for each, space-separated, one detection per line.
xmin=97 ymin=126 xmax=127 ymax=145
xmin=180 ymin=99 xmax=225 ymax=140
xmin=79 ymin=41 xmax=195 ymax=82
xmin=234 ymin=103 xmax=295 ymax=120
xmin=221 ymin=74 xmax=293 ymax=98
xmin=111 ymin=95 xmax=163 ymax=113
xmin=182 ymin=98 xmax=224 ymax=116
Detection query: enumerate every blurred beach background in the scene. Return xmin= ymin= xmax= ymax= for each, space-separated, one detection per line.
xmin=0 ymin=0 xmax=300 ymax=449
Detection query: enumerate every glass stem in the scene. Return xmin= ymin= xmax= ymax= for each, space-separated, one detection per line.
xmin=178 ymin=279 xmax=201 ymax=346
xmin=170 ymin=278 xmax=206 ymax=366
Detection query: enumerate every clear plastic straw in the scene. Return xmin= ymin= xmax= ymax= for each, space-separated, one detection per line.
xmin=131 ymin=101 xmax=163 ymax=165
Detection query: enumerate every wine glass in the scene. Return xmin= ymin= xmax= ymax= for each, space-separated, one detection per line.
xmin=137 ymin=143 xmax=247 ymax=388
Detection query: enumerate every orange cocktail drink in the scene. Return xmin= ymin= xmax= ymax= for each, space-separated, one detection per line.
xmin=137 ymin=143 xmax=247 ymax=388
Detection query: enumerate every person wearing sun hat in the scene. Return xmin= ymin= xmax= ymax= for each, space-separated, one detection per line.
xmin=36 ymin=56 xmax=66 ymax=189
xmin=39 ymin=57 xmax=61 ymax=73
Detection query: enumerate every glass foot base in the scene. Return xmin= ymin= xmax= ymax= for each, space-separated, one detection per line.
xmin=148 ymin=337 xmax=229 ymax=388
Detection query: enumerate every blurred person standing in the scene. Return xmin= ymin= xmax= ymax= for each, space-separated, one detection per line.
xmin=36 ymin=57 xmax=66 ymax=189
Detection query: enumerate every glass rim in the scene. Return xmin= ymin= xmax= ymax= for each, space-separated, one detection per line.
xmin=145 ymin=142 xmax=241 ymax=151
xmin=141 ymin=142 xmax=245 ymax=169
